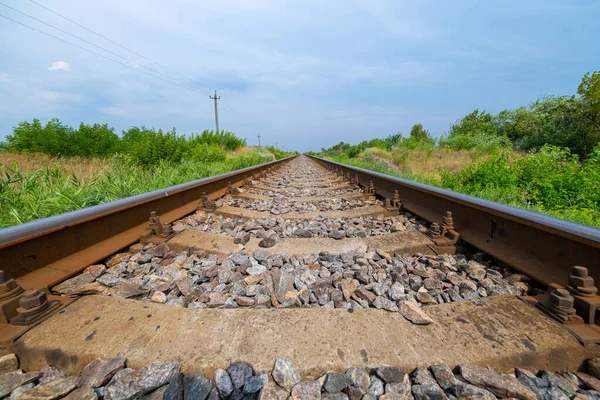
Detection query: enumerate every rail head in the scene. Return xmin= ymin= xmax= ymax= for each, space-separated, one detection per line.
xmin=310 ymin=155 xmax=600 ymax=286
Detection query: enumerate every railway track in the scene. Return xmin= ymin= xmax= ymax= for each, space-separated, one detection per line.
xmin=1 ymin=154 xmax=600 ymax=399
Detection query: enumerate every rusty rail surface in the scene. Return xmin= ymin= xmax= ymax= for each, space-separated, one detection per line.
xmin=0 ymin=156 xmax=295 ymax=287
xmin=310 ymin=156 xmax=600 ymax=287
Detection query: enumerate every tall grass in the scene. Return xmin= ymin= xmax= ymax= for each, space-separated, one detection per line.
xmin=0 ymin=151 xmax=276 ymax=228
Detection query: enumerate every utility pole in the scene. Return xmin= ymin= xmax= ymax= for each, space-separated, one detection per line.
xmin=257 ymin=133 xmax=261 ymax=147
xmin=209 ymin=90 xmax=220 ymax=133
xmin=275 ymin=142 xmax=278 ymax=149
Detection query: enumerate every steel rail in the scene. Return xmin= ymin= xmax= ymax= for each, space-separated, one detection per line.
xmin=310 ymin=156 xmax=600 ymax=287
xmin=0 ymin=156 xmax=296 ymax=288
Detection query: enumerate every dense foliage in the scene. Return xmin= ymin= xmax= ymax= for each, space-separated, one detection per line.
xmin=322 ymin=71 xmax=600 ymax=158
xmin=2 ymin=119 xmax=247 ymax=167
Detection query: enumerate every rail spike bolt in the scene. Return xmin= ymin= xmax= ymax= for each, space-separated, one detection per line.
xmin=430 ymin=222 xmax=441 ymax=236
xmin=392 ymin=190 xmax=401 ymax=209
xmin=19 ymin=289 xmax=48 ymax=310
xmin=548 ymin=288 xmax=576 ymax=313
xmin=568 ymin=266 xmax=598 ymax=296
xmin=0 ymin=270 xmax=24 ymax=300
xmin=148 ymin=211 xmax=163 ymax=236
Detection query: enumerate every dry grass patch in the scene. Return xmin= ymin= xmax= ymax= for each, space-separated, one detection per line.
xmin=0 ymin=152 xmax=112 ymax=183
xmin=361 ymin=147 xmax=483 ymax=180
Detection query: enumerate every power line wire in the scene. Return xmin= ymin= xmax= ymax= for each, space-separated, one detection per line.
xmin=0 ymin=13 xmax=207 ymax=93
xmin=28 ymin=0 xmax=213 ymax=91
xmin=0 ymin=2 xmax=210 ymax=96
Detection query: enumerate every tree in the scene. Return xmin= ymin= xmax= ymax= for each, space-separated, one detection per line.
xmin=577 ymin=71 xmax=600 ymax=157
xmin=409 ymin=124 xmax=432 ymax=142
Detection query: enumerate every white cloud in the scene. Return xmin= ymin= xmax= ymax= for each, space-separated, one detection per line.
xmin=48 ymin=61 xmax=71 ymax=72
xmin=0 ymin=73 xmax=9 ymax=83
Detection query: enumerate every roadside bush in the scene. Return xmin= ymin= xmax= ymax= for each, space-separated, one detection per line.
xmin=188 ymin=144 xmax=227 ymax=163
xmin=2 ymin=119 xmax=248 ymax=167
xmin=439 ymin=131 xmax=511 ymax=152
xmin=189 ymin=130 xmax=246 ymax=150
xmin=121 ymin=127 xmax=187 ymax=167
xmin=3 ymin=118 xmax=121 ymax=157
xmin=440 ymin=145 xmax=600 ymax=226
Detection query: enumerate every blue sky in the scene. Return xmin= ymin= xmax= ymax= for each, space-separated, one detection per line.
xmin=0 ymin=0 xmax=598 ymax=152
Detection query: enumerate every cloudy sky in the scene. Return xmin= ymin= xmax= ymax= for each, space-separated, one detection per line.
xmin=0 ymin=0 xmax=598 ymax=151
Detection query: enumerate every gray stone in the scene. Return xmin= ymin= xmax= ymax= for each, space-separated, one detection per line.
xmin=247 ymin=265 xmax=267 ymax=276
xmin=0 ymin=354 xmax=18 ymax=375
xmin=540 ymin=371 xmax=577 ymax=397
xmin=183 ymin=374 xmax=212 ymax=400
xmin=329 ymin=230 xmax=346 ymax=240
xmin=62 ymin=387 xmax=98 ymax=400
xmin=139 ymin=361 xmax=181 ymax=393
xmin=253 ymin=249 xmax=270 ymax=262
xmin=104 ymin=368 xmax=143 ymax=400
xmin=215 ymin=369 xmax=233 ymax=397
xmin=244 ymin=374 xmax=268 ymax=394
xmin=164 ymin=373 xmax=184 ymax=400
xmin=0 ymin=370 xmax=42 ymax=398
xmin=272 ymin=358 xmax=300 ymax=391
xmin=373 ymin=296 xmax=399 ymax=312
xmin=465 ymin=261 xmax=486 ymax=281
xmin=367 ymin=376 xmax=385 ymax=397
xmin=430 ymin=365 xmax=456 ymax=390
xmin=9 ymin=383 xmax=35 ymax=400
xmin=206 ymin=388 xmax=219 ymax=400
xmin=258 ymin=381 xmax=289 ymax=400
xmin=412 ymin=368 xmax=437 ymax=386
xmin=376 ymin=368 xmax=405 ymax=384
xmin=19 ymin=376 xmax=79 ymax=400
xmin=322 ymin=394 xmax=349 ymax=400
xmin=388 ymin=282 xmax=406 ymax=301
xmin=291 ymin=380 xmax=321 ymax=400
xmin=409 ymin=276 xmax=422 ymax=291
xmin=385 ymin=374 xmax=412 ymax=397
xmin=78 ymin=358 xmax=126 ymax=388
xmin=460 ymin=366 xmax=536 ymax=400
xmin=52 ymin=273 xmax=99 ymax=295
xmin=234 ymin=232 xmax=251 ymax=245
xmin=217 ymin=265 xmax=234 ymax=284
xmin=140 ymin=386 xmax=168 ymax=400
xmin=411 ymin=384 xmax=447 ymax=400
xmin=324 ymin=373 xmax=353 ymax=393
xmin=399 ymin=301 xmax=433 ymax=325
xmin=345 ymin=367 xmax=370 ymax=389
xmin=273 ymin=269 xmax=295 ymax=304
xmin=450 ymin=383 xmax=497 ymax=400
xmin=227 ymin=362 xmax=254 ymax=390
xmin=259 ymin=235 xmax=278 ymax=248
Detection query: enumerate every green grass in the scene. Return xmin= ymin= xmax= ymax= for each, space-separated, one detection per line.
xmin=0 ymin=152 xmax=278 ymax=228
xmin=324 ymin=145 xmax=600 ymax=228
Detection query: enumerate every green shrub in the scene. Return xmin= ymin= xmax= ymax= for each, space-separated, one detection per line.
xmin=2 ymin=119 xmax=248 ymax=167
xmin=189 ymin=130 xmax=246 ymax=150
xmin=3 ymin=118 xmax=121 ymax=157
